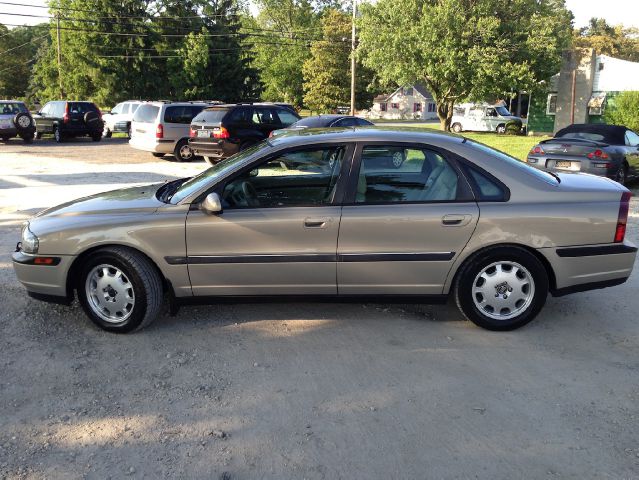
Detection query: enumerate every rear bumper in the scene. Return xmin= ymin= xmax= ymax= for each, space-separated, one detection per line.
xmin=189 ymin=139 xmax=239 ymax=159
xmin=526 ymin=155 xmax=622 ymax=178
xmin=539 ymin=240 xmax=637 ymax=294
xmin=12 ymin=251 xmax=73 ymax=298
xmin=129 ymin=136 xmax=175 ymax=154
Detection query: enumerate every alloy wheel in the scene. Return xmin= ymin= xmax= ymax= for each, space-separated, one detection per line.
xmin=85 ymin=264 xmax=136 ymax=323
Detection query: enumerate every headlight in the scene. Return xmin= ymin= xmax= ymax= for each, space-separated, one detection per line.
xmin=21 ymin=224 xmax=39 ymax=254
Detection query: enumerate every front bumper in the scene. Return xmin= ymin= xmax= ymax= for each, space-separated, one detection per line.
xmin=12 ymin=250 xmax=74 ymax=298
xmin=526 ymin=155 xmax=621 ymax=178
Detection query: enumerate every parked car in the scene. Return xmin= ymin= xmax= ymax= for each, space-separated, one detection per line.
xmin=129 ymin=101 xmax=211 ymax=161
xmin=451 ymin=103 xmax=523 ymax=134
xmin=13 ymin=129 xmax=636 ymax=333
xmin=270 ymin=114 xmax=374 ymax=138
xmin=527 ymin=124 xmax=639 ymax=186
xmin=33 ymin=101 xmax=103 ymax=142
xmin=102 ymin=100 xmax=142 ymax=138
xmin=188 ymin=103 xmax=301 ymax=164
xmin=0 ymin=100 xmax=36 ymax=143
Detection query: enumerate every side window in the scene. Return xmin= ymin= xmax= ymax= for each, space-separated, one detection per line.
xmin=40 ymin=103 xmax=51 ymax=115
xmin=228 ymin=107 xmax=250 ymax=124
xmin=255 ymin=108 xmax=280 ymax=126
xmin=122 ymin=103 xmax=131 ymax=115
xmin=355 ymin=146 xmax=459 ymax=203
xmin=111 ymin=103 xmax=123 ymax=114
xmin=333 ymin=117 xmax=358 ymax=127
xmin=55 ymin=102 xmax=66 ymax=117
xmin=189 ymin=105 xmax=205 ymax=120
xmin=222 ymin=146 xmax=346 ymax=209
xmin=130 ymin=103 xmax=140 ymax=113
xmin=464 ymin=165 xmax=508 ymax=202
xmin=356 ymin=118 xmax=373 ymax=126
xmin=277 ymin=109 xmax=300 ymax=127
xmin=625 ymin=131 xmax=639 ymax=147
xmin=164 ymin=106 xmax=193 ymax=124
xmin=486 ymin=108 xmax=497 ymax=117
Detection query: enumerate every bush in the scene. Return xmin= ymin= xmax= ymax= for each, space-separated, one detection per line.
xmin=604 ymin=91 xmax=639 ymax=132
xmin=505 ymin=120 xmax=523 ymax=135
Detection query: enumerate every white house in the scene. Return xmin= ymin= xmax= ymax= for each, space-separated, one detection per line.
xmin=367 ymin=84 xmax=438 ymax=120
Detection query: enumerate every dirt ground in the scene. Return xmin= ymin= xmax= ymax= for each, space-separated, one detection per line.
xmin=1 ymin=138 xmax=639 ymax=480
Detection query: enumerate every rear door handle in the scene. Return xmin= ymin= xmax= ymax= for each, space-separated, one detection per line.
xmin=442 ymin=214 xmax=472 ymax=226
xmin=304 ymin=217 xmax=330 ymax=228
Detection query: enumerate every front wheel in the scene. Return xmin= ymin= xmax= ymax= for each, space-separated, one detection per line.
xmin=103 ymin=126 xmax=112 ymax=138
xmin=53 ymin=126 xmax=63 ymax=143
xmin=35 ymin=131 xmax=42 ymax=139
xmin=615 ymin=163 xmax=628 ymax=186
xmin=454 ymin=246 xmax=548 ymax=331
xmin=77 ymin=247 xmax=163 ymax=333
xmin=91 ymin=132 xmax=102 ymax=142
xmin=496 ymin=124 xmax=506 ymax=134
xmin=451 ymin=123 xmax=462 ymax=133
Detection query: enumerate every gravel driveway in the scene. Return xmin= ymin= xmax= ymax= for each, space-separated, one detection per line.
xmin=1 ymin=138 xmax=638 ymax=479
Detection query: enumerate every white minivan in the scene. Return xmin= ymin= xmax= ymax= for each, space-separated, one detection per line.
xmin=451 ymin=103 xmax=523 ymax=134
xmin=102 ymin=100 xmax=142 ymax=138
xmin=129 ymin=101 xmax=211 ymax=161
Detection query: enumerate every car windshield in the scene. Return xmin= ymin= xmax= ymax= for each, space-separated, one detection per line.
xmin=170 ymin=142 xmax=269 ymax=203
xmin=0 ymin=102 xmax=28 ymax=115
xmin=495 ymin=106 xmax=511 ymax=116
xmin=467 ymin=140 xmax=559 ymax=185
xmin=556 ymin=131 xmax=606 ymax=142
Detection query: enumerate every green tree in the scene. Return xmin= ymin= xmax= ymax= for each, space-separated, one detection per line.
xmin=0 ymin=24 xmax=49 ymax=100
xmin=604 ymin=91 xmax=639 ymax=132
xmin=302 ymin=9 xmax=374 ymax=112
xmin=574 ymin=18 xmax=639 ymax=62
xmin=357 ymin=0 xmax=573 ymax=130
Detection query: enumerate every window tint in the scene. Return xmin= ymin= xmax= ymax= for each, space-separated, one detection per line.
xmin=333 ymin=117 xmax=358 ymax=127
xmin=164 ymin=105 xmax=201 ymax=124
xmin=122 ymin=103 xmax=131 ymax=114
xmin=228 ymin=107 xmax=254 ymax=123
xmin=222 ymin=146 xmax=346 ymax=208
xmin=254 ymin=108 xmax=281 ymax=126
xmin=625 ymin=130 xmax=639 ymax=146
xmin=130 ymin=103 xmax=140 ymax=113
xmin=356 ymin=118 xmax=374 ymax=126
xmin=355 ymin=146 xmax=459 ymax=203
xmin=54 ymin=102 xmax=65 ymax=117
xmin=133 ymin=104 xmax=160 ymax=123
xmin=0 ymin=102 xmax=27 ymax=114
xmin=465 ymin=166 xmax=507 ymax=201
xmin=111 ymin=103 xmax=123 ymax=114
xmin=68 ymin=102 xmax=98 ymax=114
xmin=277 ymin=109 xmax=300 ymax=127
xmin=193 ymin=108 xmax=229 ymax=123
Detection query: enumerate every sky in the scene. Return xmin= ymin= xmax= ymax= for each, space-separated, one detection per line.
xmin=1 ymin=0 xmax=638 ymax=29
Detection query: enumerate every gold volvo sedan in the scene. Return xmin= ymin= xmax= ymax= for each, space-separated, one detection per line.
xmin=12 ymin=129 xmax=637 ymax=333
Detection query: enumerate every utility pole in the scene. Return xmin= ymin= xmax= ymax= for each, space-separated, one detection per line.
xmin=56 ymin=12 xmax=63 ymax=98
xmin=350 ymin=0 xmax=357 ymax=116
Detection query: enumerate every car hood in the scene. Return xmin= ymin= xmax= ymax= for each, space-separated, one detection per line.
xmin=34 ymin=183 xmax=166 ymax=219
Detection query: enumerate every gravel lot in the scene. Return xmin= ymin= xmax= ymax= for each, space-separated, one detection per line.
xmin=1 ymin=138 xmax=639 ymax=479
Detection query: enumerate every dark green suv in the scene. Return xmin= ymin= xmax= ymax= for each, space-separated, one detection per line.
xmin=34 ymin=100 xmax=103 ymax=142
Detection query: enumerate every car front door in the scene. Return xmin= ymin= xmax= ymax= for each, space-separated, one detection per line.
xmin=337 ymin=143 xmax=479 ymax=295
xmin=185 ymin=143 xmax=353 ymax=296
xmin=35 ymin=102 xmax=53 ymax=133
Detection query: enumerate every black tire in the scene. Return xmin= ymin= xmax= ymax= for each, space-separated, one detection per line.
xmin=451 ymin=122 xmax=462 ymax=133
xmin=0 ymin=136 xmax=9 ymax=142
xmin=91 ymin=132 xmax=102 ymax=142
xmin=21 ymin=134 xmax=34 ymax=144
xmin=53 ymin=126 xmax=63 ymax=143
xmin=151 ymin=152 xmax=165 ymax=158
xmin=616 ymin=162 xmax=628 ymax=186
xmin=174 ymin=139 xmax=194 ymax=162
xmin=103 ymin=126 xmax=112 ymax=138
xmin=76 ymin=246 xmax=163 ymax=333
xmin=126 ymin=123 xmax=132 ymax=139
xmin=496 ymin=124 xmax=506 ymax=134
xmin=454 ymin=246 xmax=549 ymax=331
xmin=13 ymin=112 xmax=33 ymax=131
xmin=35 ymin=131 xmax=42 ymax=140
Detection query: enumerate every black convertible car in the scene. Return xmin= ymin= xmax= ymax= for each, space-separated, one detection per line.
xmin=527 ymin=124 xmax=639 ymax=185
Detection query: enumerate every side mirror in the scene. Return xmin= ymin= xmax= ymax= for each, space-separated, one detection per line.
xmin=201 ymin=192 xmax=222 ymax=215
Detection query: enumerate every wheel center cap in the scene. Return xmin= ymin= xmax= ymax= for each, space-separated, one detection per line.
xmin=495 ymin=282 xmax=510 ymax=296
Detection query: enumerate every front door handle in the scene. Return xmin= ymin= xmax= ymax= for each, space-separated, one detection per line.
xmin=304 ymin=217 xmax=330 ymax=228
xmin=442 ymin=214 xmax=472 ymax=226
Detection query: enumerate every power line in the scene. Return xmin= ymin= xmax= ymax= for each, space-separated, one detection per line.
xmin=0 ymin=32 xmax=47 ymax=56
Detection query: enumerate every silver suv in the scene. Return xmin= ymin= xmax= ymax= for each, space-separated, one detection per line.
xmin=0 ymin=100 xmax=35 ymax=143
xmin=129 ymin=101 xmax=212 ymax=161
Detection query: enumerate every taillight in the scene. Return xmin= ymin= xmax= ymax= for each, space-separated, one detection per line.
xmin=213 ymin=126 xmax=230 ymax=139
xmin=156 ymin=124 xmax=164 ymax=139
xmin=530 ymin=145 xmax=544 ymax=155
xmin=268 ymin=131 xmax=274 ymax=138
xmin=614 ymin=191 xmax=632 ymax=243
xmin=63 ymin=103 xmax=69 ymax=124
xmin=189 ymin=128 xmax=196 ymax=138
xmin=587 ymin=149 xmax=609 ymax=160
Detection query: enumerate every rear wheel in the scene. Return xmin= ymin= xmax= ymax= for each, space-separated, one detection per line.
xmin=616 ymin=162 xmax=628 ymax=186
xmin=451 ymin=123 xmax=462 ymax=133
xmin=174 ymin=139 xmax=193 ymax=162
xmin=77 ymin=247 xmax=163 ymax=333
xmin=21 ymin=134 xmax=34 ymax=144
xmin=496 ymin=124 xmax=506 ymax=134
xmin=103 ymin=125 xmax=112 ymax=138
xmin=53 ymin=126 xmax=63 ymax=143
xmin=35 ymin=131 xmax=42 ymax=140
xmin=91 ymin=132 xmax=102 ymax=142
xmin=126 ymin=123 xmax=132 ymax=139
xmin=454 ymin=246 xmax=548 ymax=331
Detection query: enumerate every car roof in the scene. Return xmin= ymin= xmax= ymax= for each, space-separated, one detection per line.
xmin=293 ymin=115 xmax=354 ymax=127
xmin=555 ymin=123 xmax=628 ymax=144
xmin=268 ymin=126 xmax=463 ymax=148
xmin=0 ymin=99 xmax=25 ymax=103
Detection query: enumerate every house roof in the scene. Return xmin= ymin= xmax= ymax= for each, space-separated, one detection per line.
xmin=373 ymin=83 xmax=434 ymax=103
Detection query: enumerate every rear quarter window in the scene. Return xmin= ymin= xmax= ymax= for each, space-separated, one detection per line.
xmin=133 ymin=104 xmax=160 ymax=123
xmin=463 ymin=164 xmax=509 ymax=201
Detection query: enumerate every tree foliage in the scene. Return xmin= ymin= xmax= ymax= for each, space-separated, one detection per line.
xmin=573 ymin=18 xmax=639 ymax=62
xmin=302 ymin=9 xmax=374 ymax=112
xmin=604 ymin=91 xmax=639 ymax=132
xmin=357 ymin=0 xmax=573 ymax=130
xmin=0 ymin=24 xmax=49 ymax=100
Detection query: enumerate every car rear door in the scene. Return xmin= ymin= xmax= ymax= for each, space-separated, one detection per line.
xmin=624 ymin=130 xmax=639 ymax=175
xmin=184 ymin=143 xmax=353 ymax=296
xmin=337 ymin=142 xmax=479 ymax=295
